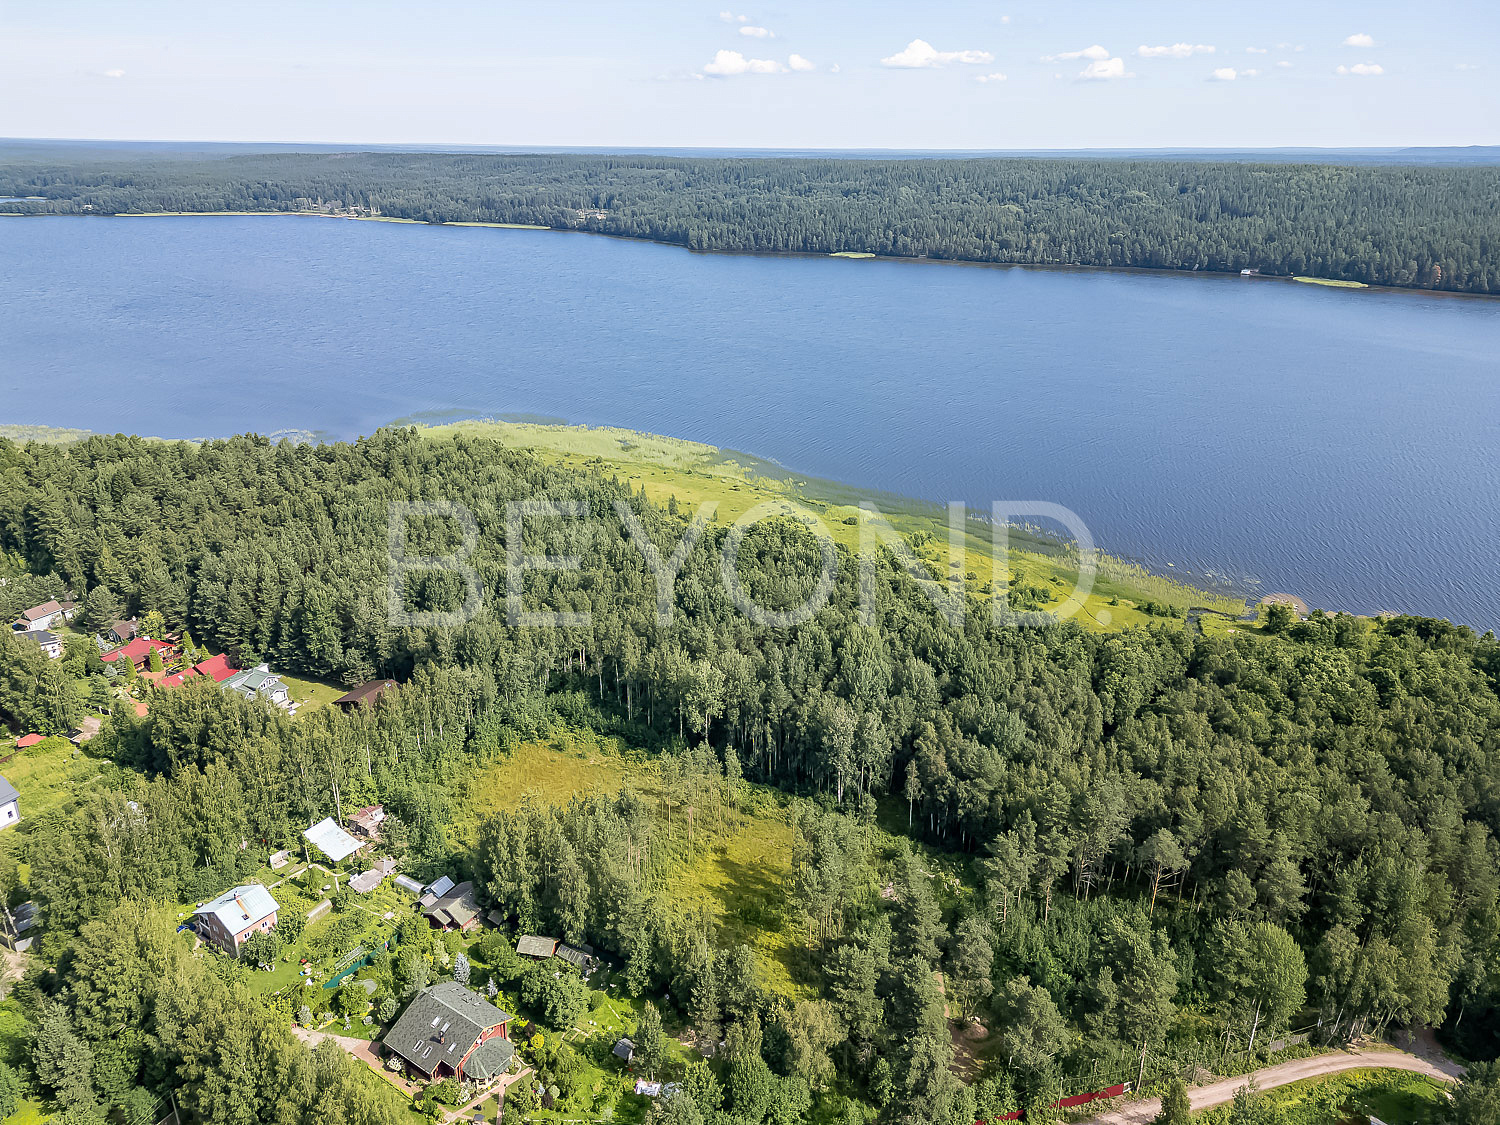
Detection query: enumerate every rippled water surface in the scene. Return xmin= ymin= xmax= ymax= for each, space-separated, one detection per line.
xmin=3 ymin=215 xmax=1499 ymax=627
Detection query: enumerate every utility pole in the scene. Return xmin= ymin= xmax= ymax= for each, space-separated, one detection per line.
xmin=1136 ymin=1038 xmax=1148 ymax=1094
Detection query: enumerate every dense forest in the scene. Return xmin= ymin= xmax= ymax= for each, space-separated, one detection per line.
xmin=1 ymin=429 xmax=1500 ymax=1124
xmin=3 ymin=152 xmax=1499 ymax=292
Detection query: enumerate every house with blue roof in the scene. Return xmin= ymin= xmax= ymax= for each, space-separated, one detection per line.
xmin=193 ymin=884 xmax=279 ymax=956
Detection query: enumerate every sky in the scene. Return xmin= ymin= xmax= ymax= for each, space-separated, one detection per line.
xmin=2 ymin=0 xmax=1497 ymax=150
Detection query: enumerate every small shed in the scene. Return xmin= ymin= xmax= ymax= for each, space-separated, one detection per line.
xmin=556 ymin=943 xmax=595 ymax=971
xmin=613 ymin=1037 xmax=635 ymax=1063
xmin=517 ymin=935 xmax=560 ymax=959
xmin=351 ymin=856 xmax=398 ymax=894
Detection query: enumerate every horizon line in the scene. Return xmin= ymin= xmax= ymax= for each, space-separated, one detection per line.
xmin=4 ymin=136 xmax=1499 ymax=155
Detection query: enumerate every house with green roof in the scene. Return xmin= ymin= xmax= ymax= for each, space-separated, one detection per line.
xmin=222 ymin=663 xmax=291 ymax=709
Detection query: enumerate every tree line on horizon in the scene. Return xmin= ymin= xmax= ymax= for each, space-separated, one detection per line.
xmin=2 ymin=151 xmax=1498 ymax=292
xmin=1 ymin=429 xmax=1499 ymax=1123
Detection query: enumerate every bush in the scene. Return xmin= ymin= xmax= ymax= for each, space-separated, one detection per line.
xmin=590 ymin=990 xmax=609 ymax=1012
xmin=519 ymin=963 xmax=588 ymax=1030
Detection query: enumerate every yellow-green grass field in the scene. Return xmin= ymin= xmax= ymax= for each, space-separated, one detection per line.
xmin=421 ymin=418 xmax=1245 ymax=632
xmin=462 ymin=732 xmax=813 ymax=997
xmin=1293 ymin=276 xmax=1369 ymax=289
xmin=0 ymin=424 xmax=96 ymax=445
xmin=0 ymin=736 xmax=109 ymax=829
xmin=444 ymin=221 xmax=551 ymax=230
xmin=830 ymin=251 xmax=876 ymax=259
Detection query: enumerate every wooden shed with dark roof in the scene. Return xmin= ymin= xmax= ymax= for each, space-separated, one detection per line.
xmin=517 ymin=935 xmax=560 ymax=959
xmin=334 ymin=679 xmax=398 ymax=711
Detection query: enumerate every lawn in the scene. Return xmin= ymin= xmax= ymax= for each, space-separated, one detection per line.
xmin=419 ymin=419 xmax=1244 ymax=632
xmin=278 ymin=673 xmax=347 ymax=715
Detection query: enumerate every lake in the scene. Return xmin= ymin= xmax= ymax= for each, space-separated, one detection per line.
xmin=3 ymin=215 xmax=1498 ymax=628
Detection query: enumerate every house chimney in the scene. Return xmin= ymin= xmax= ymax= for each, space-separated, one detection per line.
xmin=235 ymin=896 xmax=250 ymax=920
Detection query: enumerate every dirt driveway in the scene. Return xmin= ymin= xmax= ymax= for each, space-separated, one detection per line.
xmin=1080 ymin=1046 xmax=1460 ymax=1125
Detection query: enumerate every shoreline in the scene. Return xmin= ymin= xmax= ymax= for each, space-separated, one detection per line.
xmin=5 ymin=208 xmax=1495 ymax=301
xmin=0 ymin=416 xmax=1332 ymax=628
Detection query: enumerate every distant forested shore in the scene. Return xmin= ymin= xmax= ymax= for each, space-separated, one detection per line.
xmin=2 ymin=150 xmax=1497 ymax=293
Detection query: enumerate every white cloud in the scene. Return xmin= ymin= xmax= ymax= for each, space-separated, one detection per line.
xmin=719 ymin=11 xmax=749 ymax=22
xmin=1246 ymin=46 xmax=1268 ymax=54
xmin=1243 ymin=68 xmax=1260 ymax=77
xmin=103 ymin=68 xmax=126 ymax=78
xmin=1276 ymin=60 xmax=1293 ymax=69
xmin=1045 ymin=44 xmax=1110 ymax=62
xmin=976 ymin=72 xmax=1008 ymax=83
xmin=1455 ymin=62 xmax=1480 ymax=71
xmin=880 ymin=39 xmax=993 ymax=68
xmin=1209 ymin=67 xmax=1238 ymax=81
xmin=830 ymin=63 xmax=840 ymax=73
xmin=704 ymin=49 xmax=785 ymax=75
xmin=1343 ymin=33 xmax=1375 ymax=48
xmin=1336 ymin=62 xmax=1384 ymax=76
xmin=788 ymin=54 xmax=815 ymax=71
xmin=1137 ymin=43 xmax=1215 ymax=58
xmin=1079 ymin=57 xmax=1130 ymax=80
xmin=739 ymin=25 xmax=773 ymax=38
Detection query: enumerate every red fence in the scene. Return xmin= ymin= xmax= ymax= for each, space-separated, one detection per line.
xmin=978 ymin=1083 xmax=1129 ymax=1123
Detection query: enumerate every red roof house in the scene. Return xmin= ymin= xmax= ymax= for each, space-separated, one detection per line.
xmin=193 ymin=654 xmax=236 ymax=683
xmin=102 ymin=638 xmax=172 ymax=671
xmin=14 ymin=735 xmax=43 ymax=749
xmin=159 ymin=653 xmax=236 ymax=690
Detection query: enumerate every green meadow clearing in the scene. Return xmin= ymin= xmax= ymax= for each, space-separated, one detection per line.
xmin=461 ymin=730 xmax=815 ymax=997
xmin=460 ymin=728 xmax=977 ymax=1002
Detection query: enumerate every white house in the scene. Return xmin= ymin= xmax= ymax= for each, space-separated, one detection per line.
xmin=0 ymin=776 xmax=18 ymax=831
xmin=20 ymin=630 xmax=62 ymax=659
xmin=222 ymin=664 xmax=291 ymax=709
xmin=14 ymin=601 xmax=71 ymax=633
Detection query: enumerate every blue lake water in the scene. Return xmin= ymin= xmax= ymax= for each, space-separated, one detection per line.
xmin=2 ymin=215 xmax=1499 ymax=628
